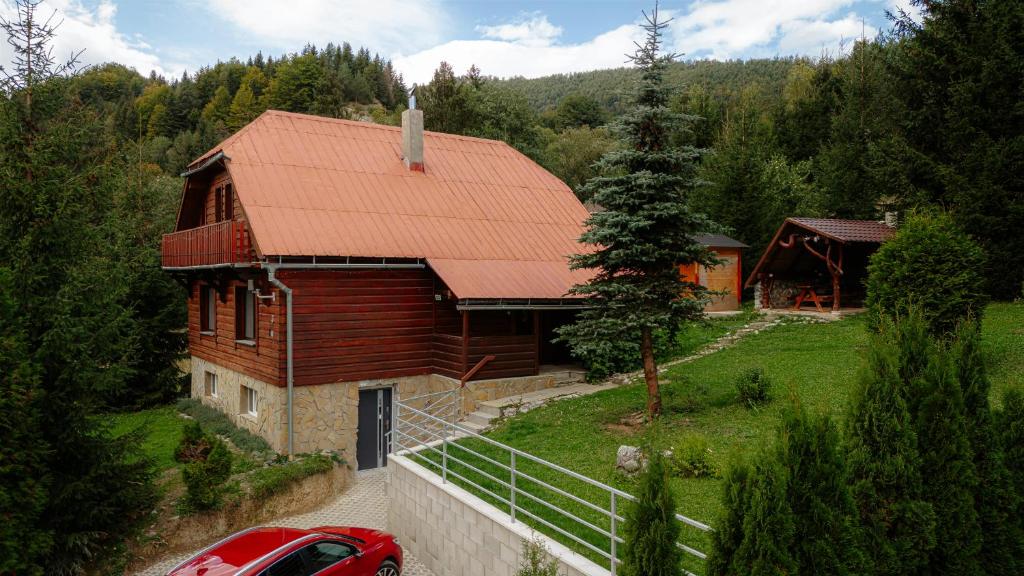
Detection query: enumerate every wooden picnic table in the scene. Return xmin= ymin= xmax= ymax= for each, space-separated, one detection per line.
xmin=792 ymin=284 xmax=833 ymax=313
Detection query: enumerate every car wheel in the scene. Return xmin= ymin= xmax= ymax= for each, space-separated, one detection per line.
xmin=375 ymin=560 xmax=400 ymax=576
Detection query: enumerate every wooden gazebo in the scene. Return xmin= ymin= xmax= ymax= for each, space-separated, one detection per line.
xmin=745 ymin=218 xmax=895 ymax=312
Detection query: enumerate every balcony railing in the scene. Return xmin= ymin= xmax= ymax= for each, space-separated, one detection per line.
xmin=161 ymin=220 xmax=253 ymax=268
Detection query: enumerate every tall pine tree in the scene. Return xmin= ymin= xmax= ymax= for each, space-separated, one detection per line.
xmin=559 ymin=4 xmax=716 ymax=417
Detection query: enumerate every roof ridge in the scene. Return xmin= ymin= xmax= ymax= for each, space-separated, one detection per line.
xmin=261 ymin=109 xmax=517 ymax=147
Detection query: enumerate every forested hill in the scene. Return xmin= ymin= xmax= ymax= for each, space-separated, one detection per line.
xmin=76 ymin=42 xmax=407 ymax=176
xmin=495 ymin=58 xmax=798 ymax=113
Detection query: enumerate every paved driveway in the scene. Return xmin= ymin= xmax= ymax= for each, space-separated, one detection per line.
xmin=133 ymin=468 xmax=435 ymax=576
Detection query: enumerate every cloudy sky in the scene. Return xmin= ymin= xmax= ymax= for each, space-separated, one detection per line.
xmin=0 ymin=0 xmax=913 ymax=85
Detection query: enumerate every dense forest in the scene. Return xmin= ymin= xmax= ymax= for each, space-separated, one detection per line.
xmin=0 ymin=0 xmax=1021 ymax=572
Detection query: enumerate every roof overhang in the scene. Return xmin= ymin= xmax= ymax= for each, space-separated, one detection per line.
xmin=456 ymin=298 xmax=589 ymax=311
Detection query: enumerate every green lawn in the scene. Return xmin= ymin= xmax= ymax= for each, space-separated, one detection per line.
xmin=110 ymin=405 xmax=189 ymax=473
xmin=413 ymin=302 xmax=1024 ymax=572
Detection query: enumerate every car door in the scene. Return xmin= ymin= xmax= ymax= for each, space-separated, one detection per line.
xmin=302 ymin=540 xmax=361 ymax=575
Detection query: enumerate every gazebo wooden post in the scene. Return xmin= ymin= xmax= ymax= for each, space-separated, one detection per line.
xmin=832 ymin=243 xmax=844 ymax=312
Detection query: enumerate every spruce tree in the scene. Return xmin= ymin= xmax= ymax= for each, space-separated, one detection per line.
xmin=845 ymin=331 xmax=935 ymax=576
xmin=0 ymin=2 xmax=156 ymax=570
xmin=776 ymin=405 xmax=864 ymax=576
xmin=559 ymin=4 xmax=716 ymax=417
xmin=955 ymin=322 xmax=1022 ymax=575
xmin=913 ymin=349 xmax=982 ymax=575
xmin=620 ymin=451 xmax=682 ymax=576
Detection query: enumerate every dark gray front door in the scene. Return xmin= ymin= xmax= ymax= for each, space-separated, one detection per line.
xmin=356 ymin=387 xmax=392 ymax=470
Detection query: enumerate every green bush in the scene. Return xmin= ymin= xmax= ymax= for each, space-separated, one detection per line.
xmin=669 ymin=436 xmax=718 ymax=478
xmin=735 ymin=367 xmax=772 ymax=407
xmin=514 ymin=537 xmax=560 ymax=576
xmin=176 ymin=398 xmax=272 ymax=454
xmin=621 ymin=451 xmax=682 ymax=576
xmin=178 ymin=424 xmax=234 ymax=511
xmin=866 ymin=213 xmax=988 ymax=335
xmin=248 ymin=453 xmax=335 ymax=500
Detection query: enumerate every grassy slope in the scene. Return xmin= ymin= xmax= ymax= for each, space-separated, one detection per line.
xmin=436 ymin=303 xmax=1024 ymax=567
xmin=983 ymin=302 xmax=1024 ymax=402
xmin=110 ymin=406 xmax=188 ymax=473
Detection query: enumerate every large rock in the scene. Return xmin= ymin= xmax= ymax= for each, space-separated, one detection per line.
xmin=616 ymin=445 xmax=644 ymax=473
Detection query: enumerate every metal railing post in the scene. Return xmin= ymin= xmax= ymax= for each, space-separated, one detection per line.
xmin=610 ymin=492 xmax=617 ymax=576
xmin=442 ymin=435 xmax=449 ymax=484
xmin=510 ymin=451 xmax=517 ymax=523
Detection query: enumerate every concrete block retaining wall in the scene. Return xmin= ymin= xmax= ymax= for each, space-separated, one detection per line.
xmin=387 ymin=454 xmax=609 ymax=576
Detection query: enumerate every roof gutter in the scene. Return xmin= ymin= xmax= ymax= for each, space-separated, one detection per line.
xmin=180 ymin=151 xmax=229 ymax=178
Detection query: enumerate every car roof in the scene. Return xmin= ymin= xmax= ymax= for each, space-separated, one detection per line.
xmin=169 ymin=527 xmax=317 ymax=576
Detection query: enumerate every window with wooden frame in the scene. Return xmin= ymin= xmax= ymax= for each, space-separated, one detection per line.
xmin=204 ymin=371 xmax=218 ymax=397
xmin=214 ymin=186 xmax=223 ymax=222
xmin=235 ymin=286 xmax=256 ymax=343
xmin=241 ymin=385 xmax=257 ymax=417
xmin=224 ymin=184 xmax=234 ymax=220
xmin=200 ymin=285 xmax=216 ymax=333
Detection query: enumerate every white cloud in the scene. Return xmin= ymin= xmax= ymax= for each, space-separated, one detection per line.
xmin=395 ymin=1 xmax=882 ymax=85
xmin=668 ymin=0 xmax=868 ymax=59
xmin=207 ymin=0 xmax=447 ymax=57
xmin=476 ymin=13 xmax=563 ymax=47
xmin=0 ymin=0 xmax=180 ymax=78
xmin=396 ymin=20 xmax=643 ymax=85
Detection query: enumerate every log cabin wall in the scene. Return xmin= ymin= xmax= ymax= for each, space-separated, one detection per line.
xmin=278 ymin=268 xmax=437 ymax=386
xmin=190 ymin=267 xmax=545 ymax=388
xmin=188 ymin=278 xmax=284 ymax=386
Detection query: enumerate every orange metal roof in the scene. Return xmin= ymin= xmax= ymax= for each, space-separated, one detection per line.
xmin=191 ymin=110 xmax=593 ymax=300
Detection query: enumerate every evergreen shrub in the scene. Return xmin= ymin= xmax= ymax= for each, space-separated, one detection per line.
xmin=735 ymin=367 xmax=772 ymax=407
xmin=177 ymin=423 xmax=234 ymax=511
xmin=621 ymin=451 xmax=682 ymax=576
xmin=866 ymin=213 xmax=987 ymax=335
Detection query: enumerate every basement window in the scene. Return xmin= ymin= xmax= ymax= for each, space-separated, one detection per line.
xmin=235 ymin=286 xmax=256 ymax=343
xmin=204 ymin=371 xmax=218 ymax=397
xmin=241 ymin=385 xmax=257 ymax=417
xmin=200 ymin=286 xmax=216 ymax=334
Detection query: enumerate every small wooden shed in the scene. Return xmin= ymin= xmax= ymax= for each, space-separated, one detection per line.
xmin=745 ymin=218 xmax=895 ymax=312
xmin=680 ymin=234 xmax=748 ymax=312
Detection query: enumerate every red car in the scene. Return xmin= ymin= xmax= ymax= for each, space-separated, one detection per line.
xmin=166 ymin=526 xmax=402 ymax=576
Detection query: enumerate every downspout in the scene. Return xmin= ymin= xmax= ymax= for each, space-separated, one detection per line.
xmin=265 ymin=265 xmax=294 ymax=457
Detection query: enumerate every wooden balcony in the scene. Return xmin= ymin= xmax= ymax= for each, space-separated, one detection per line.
xmin=161 ymin=220 xmax=253 ymax=268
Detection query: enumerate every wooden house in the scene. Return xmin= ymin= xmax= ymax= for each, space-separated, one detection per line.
xmin=162 ymin=109 xmax=592 ymax=468
xmin=679 ymin=234 xmax=748 ymax=312
xmin=745 ymin=218 xmax=895 ymax=312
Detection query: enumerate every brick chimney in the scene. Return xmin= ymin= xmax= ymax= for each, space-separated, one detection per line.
xmin=401 ymin=86 xmax=424 ymax=172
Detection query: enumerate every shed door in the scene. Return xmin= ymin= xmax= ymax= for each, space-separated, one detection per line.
xmin=356 ymin=388 xmax=392 ymax=470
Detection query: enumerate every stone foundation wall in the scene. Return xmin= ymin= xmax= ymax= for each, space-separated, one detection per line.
xmin=193 ymin=359 xmax=578 ymax=465
xmin=388 ymin=454 xmax=607 ymax=576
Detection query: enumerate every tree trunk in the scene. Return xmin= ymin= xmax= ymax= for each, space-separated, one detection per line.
xmin=641 ymin=327 xmax=661 ymax=418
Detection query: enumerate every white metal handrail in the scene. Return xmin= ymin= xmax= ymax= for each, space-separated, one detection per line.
xmin=391 ymin=398 xmax=711 ymax=576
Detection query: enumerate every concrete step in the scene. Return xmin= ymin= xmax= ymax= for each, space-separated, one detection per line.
xmin=465 ymin=410 xmax=494 ymax=427
xmin=458 ymin=419 xmax=488 ymax=434
xmin=477 ymin=404 xmax=503 ymax=418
